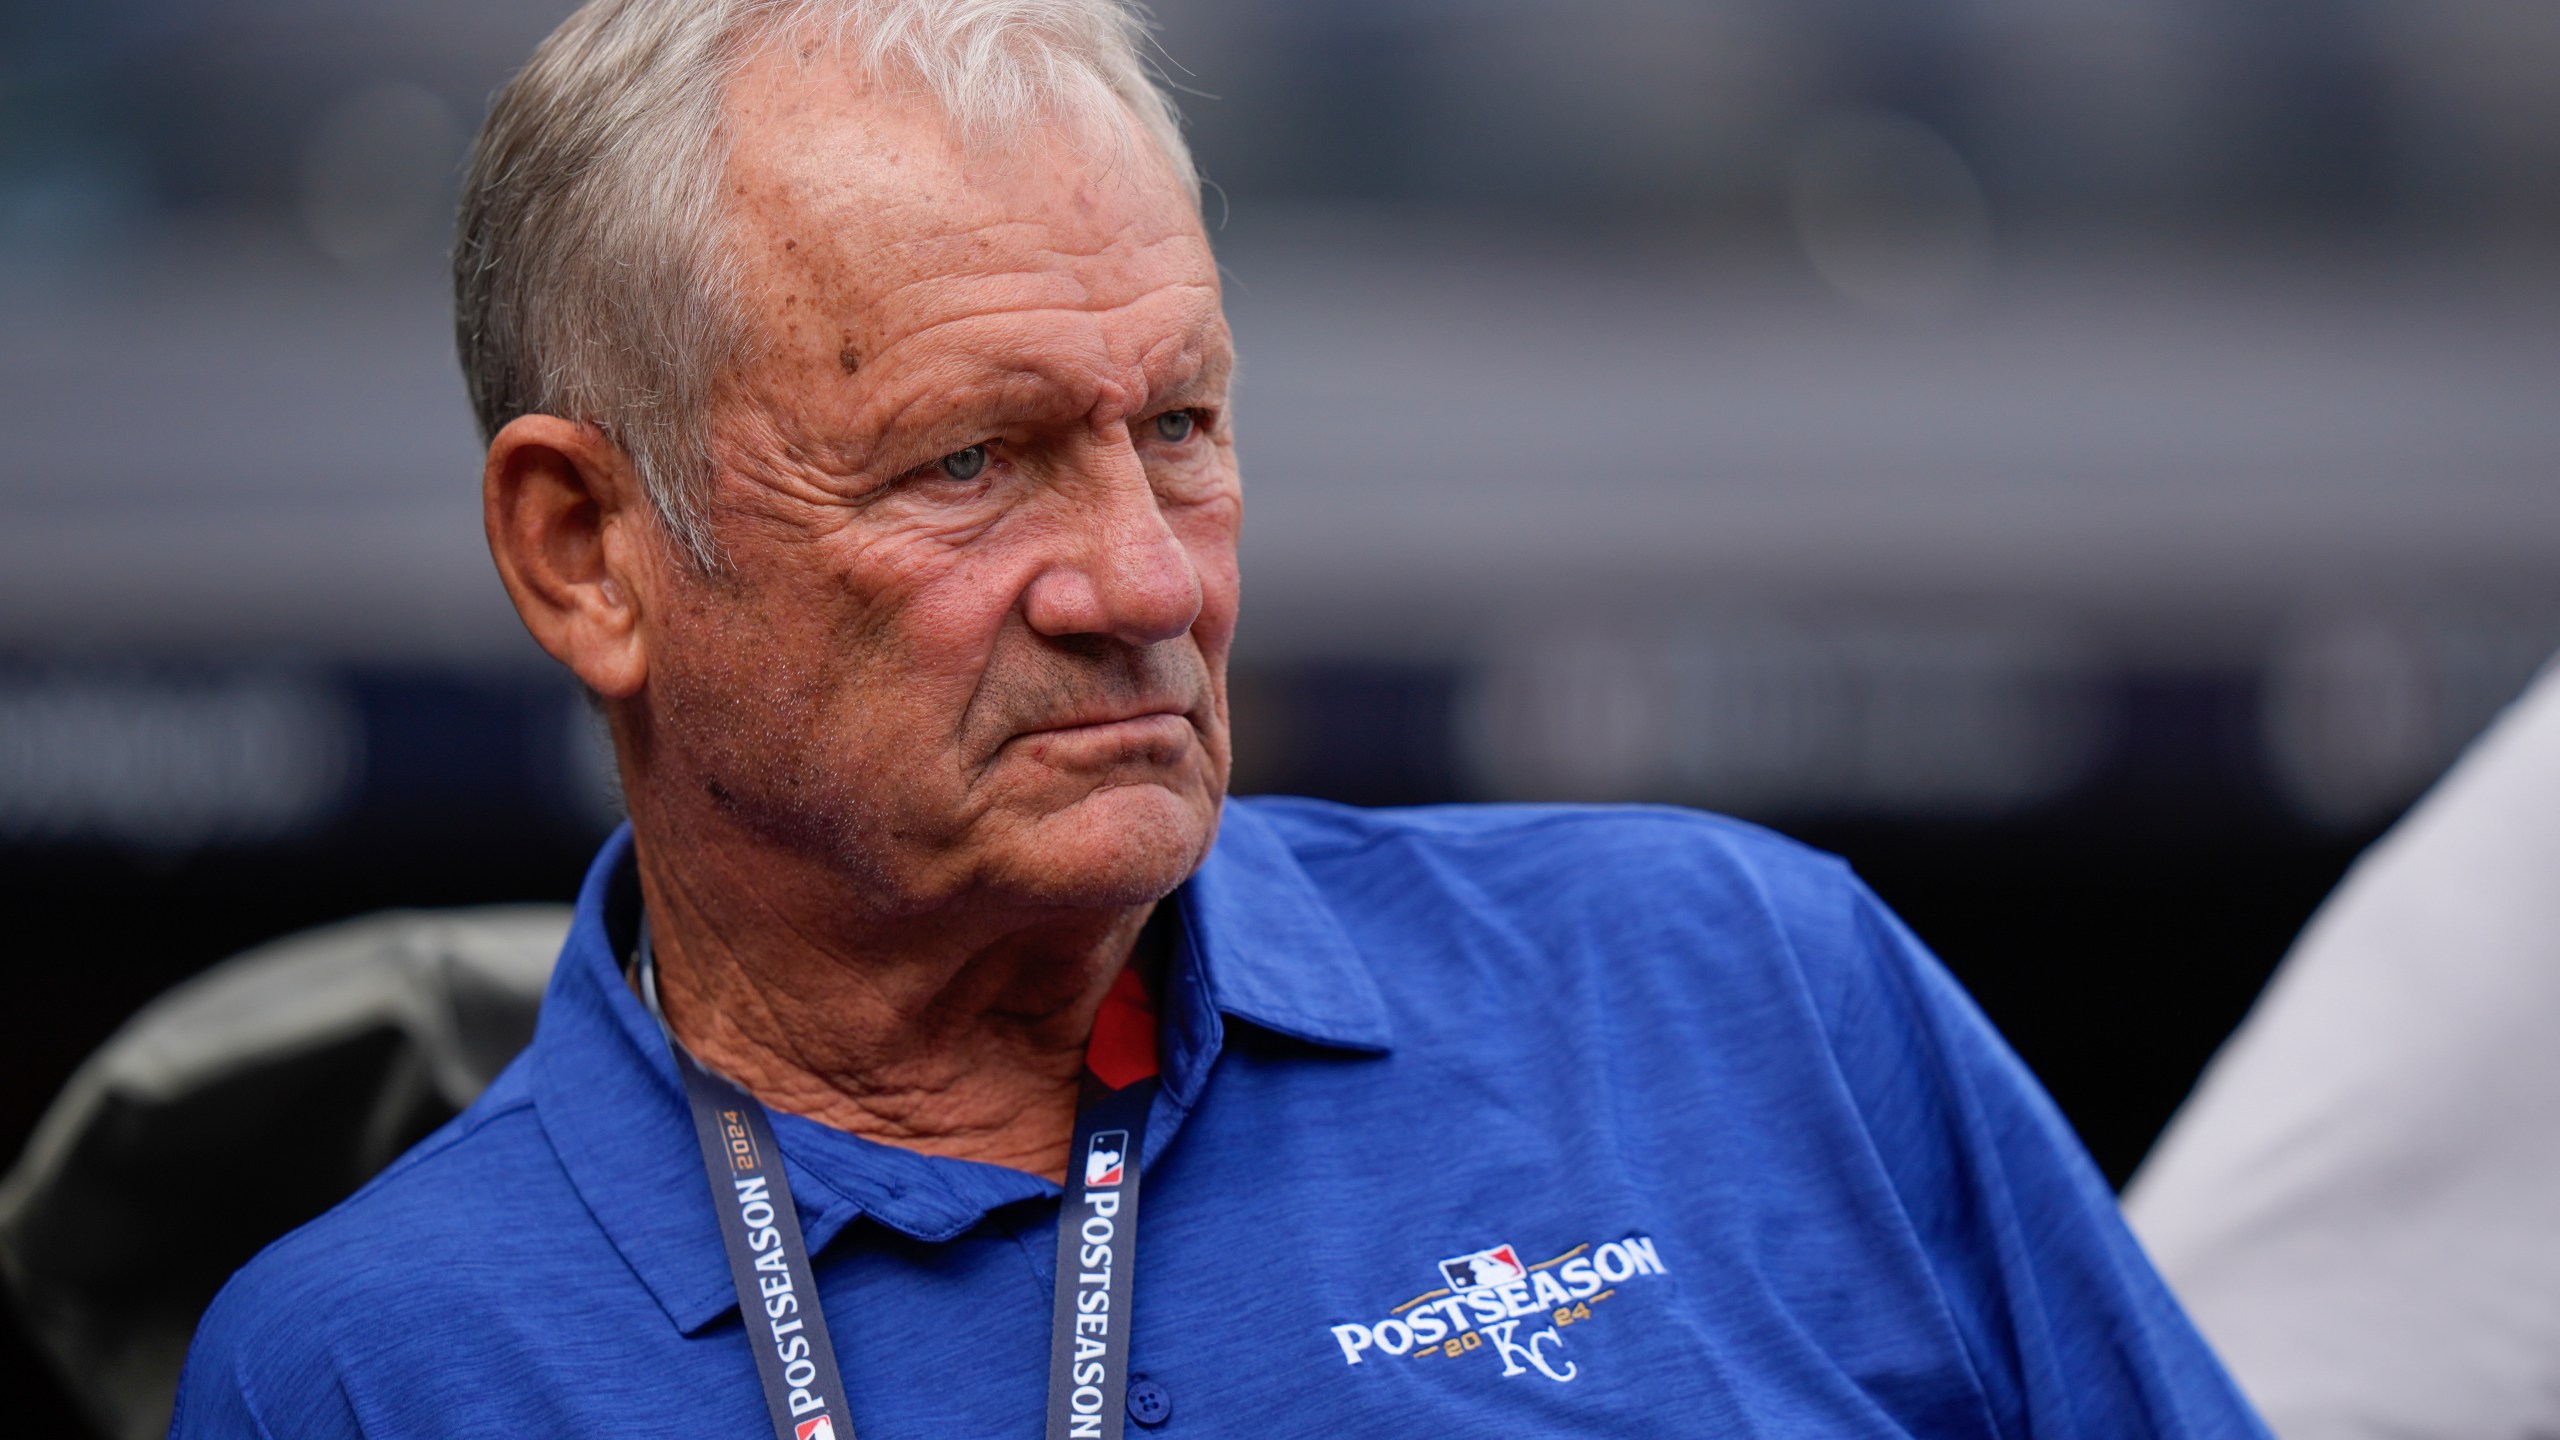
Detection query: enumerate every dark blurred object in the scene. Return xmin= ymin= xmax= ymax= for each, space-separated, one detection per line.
xmin=0 ymin=907 xmax=565 ymax=1440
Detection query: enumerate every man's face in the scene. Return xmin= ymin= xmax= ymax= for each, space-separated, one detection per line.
xmin=632 ymin=49 xmax=1239 ymax=917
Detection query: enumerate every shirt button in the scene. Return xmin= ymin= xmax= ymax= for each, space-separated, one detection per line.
xmin=1127 ymin=1378 xmax=1173 ymax=1428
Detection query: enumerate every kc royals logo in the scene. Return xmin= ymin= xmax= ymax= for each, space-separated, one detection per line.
xmin=1328 ymin=1234 xmax=1670 ymax=1385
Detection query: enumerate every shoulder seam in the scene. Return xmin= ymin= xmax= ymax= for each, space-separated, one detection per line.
xmin=228 ymin=1342 xmax=289 ymax=1440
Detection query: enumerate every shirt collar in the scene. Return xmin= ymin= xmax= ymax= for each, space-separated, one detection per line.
xmin=528 ymin=800 xmax=1391 ymax=1335
xmin=1181 ymin=799 xmax=1393 ymax=1058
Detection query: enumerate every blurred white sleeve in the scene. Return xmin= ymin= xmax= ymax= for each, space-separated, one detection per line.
xmin=2123 ymin=655 xmax=2560 ymax=1440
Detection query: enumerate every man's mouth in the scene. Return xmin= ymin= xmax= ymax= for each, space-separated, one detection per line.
xmin=1014 ymin=700 xmax=1194 ymax=740
xmin=1013 ymin=715 xmax=1194 ymax=757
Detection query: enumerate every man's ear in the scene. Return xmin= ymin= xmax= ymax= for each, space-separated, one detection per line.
xmin=482 ymin=415 xmax=658 ymax=699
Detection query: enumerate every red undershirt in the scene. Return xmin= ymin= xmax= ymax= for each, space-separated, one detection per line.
xmin=1082 ymin=964 xmax=1160 ymax=1090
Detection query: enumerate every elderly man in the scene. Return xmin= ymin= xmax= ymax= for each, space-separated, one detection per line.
xmin=173 ymin=2 xmax=2263 ymax=1436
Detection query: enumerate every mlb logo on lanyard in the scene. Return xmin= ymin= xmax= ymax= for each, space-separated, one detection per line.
xmin=793 ymin=1418 xmax=835 ymax=1440
xmin=1085 ymin=1130 xmax=1129 ymax=1188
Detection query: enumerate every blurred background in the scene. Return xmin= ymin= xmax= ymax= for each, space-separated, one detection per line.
xmin=2 ymin=0 xmax=2555 ymax=1429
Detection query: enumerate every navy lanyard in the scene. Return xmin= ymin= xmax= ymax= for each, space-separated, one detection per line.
xmin=641 ymin=921 xmax=1156 ymax=1440
xmin=1043 ymin=1072 xmax=1156 ymax=1440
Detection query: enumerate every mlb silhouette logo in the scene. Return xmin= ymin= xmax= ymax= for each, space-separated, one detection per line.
xmin=1438 ymin=1244 xmax=1527 ymax=1291
xmin=795 ymin=1416 xmax=836 ymax=1440
xmin=1085 ymin=1130 xmax=1128 ymax=1188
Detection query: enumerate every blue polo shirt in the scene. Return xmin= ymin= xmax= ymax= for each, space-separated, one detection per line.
xmin=172 ymin=799 xmax=2263 ymax=1438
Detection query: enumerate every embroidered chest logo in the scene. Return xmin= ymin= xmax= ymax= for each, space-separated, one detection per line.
xmin=1327 ymin=1235 xmax=1669 ymax=1384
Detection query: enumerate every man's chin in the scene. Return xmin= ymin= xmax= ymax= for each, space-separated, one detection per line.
xmin=986 ymin=779 xmax=1224 ymax=909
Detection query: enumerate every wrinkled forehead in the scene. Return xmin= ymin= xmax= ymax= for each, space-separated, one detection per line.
xmin=716 ymin=44 xmax=1224 ymax=413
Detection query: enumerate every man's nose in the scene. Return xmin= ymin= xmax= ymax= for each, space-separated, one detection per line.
xmin=1021 ymin=436 xmax=1204 ymax=647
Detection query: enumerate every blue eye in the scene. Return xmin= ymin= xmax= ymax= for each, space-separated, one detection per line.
xmin=938 ymin=445 xmax=988 ymax=481
xmin=1152 ymin=410 xmax=1196 ymax=443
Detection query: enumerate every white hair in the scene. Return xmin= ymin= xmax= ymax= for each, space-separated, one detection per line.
xmin=454 ymin=0 xmax=1198 ymax=566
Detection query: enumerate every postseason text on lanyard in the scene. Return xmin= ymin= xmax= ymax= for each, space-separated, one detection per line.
xmin=640 ymin=919 xmax=1161 ymax=1440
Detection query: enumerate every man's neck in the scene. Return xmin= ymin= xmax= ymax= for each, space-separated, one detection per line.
xmin=634 ymin=836 xmax=1158 ymax=1184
